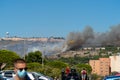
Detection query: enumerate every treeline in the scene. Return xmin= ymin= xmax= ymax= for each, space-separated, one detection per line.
xmin=0 ymin=49 xmax=109 ymax=79
xmin=0 ymin=50 xmax=92 ymax=77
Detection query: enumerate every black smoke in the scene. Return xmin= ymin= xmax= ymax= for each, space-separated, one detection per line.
xmin=63 ymin=24 xmax=120 ymax=51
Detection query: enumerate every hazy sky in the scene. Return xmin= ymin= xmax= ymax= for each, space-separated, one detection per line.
xmin=0 ymin=0 xmax=120 ymax=38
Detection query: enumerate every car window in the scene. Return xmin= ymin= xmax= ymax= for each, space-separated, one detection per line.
xmin=3 ymin=70 xmax=15 ymax=78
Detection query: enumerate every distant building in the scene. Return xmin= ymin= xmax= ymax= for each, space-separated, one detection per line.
xmin=60 ymin=51 xmax=76 ymax=58
xmin=82 ymin=47 xmax=93 ymax=50
xmin=89 ymin=58 xmax=110 ymax=76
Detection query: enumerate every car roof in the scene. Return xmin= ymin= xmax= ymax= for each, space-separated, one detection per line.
xmin=3 ymin=70 xmax=14 ymax=72
xmin=104 ymin=75 xmax=120 ymax=80
xmin=31 ymin=72 xmax=45 ymax=76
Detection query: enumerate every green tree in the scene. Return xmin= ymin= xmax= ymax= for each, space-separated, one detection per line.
xmin=91 ymin=73 xmax=101 ymax=80
xmin=27 ymin=62 xmax=42 ymax=72
xmin=59 ymin=57 xmax=90 ymax=65
xmin=25 ymin=51 xmax=42 ymax=63
xmin=0 ymin=50 xmax=20 ymax=68
xmin=76 ymin=63 xmax=92 ymax=74
xmin=46 ymin=60 xmax=68 ymax=69
xmin=51 ymin=68 xmax=61 ymax=79
xmin=46 ymin=61 xmax=68 ymax=78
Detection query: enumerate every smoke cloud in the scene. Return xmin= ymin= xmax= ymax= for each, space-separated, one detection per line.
xmin=63 ymin=24 xmax=120 ymax=51
xmin=28 ymin=42 xmax=64 ymax=56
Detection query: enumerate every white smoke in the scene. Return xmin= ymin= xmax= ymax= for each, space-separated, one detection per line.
xmin=27 ymin=41 xmax=64 ymax=55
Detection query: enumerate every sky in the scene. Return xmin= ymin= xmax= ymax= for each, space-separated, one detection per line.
xmin=0 ymin=0 xmax=120 ymax=38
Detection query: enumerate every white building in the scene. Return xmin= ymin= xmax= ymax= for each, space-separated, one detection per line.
xmin=110 ymin=56 xmax=120 ymax=72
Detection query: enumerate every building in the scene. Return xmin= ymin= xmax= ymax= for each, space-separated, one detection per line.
xmin=89 ymin=60 xmax=100 ymax=75
xmin=89 ymin=58 xmax=110 ymax=76
xmin=110 ymin=56 xmax=120 ymax=73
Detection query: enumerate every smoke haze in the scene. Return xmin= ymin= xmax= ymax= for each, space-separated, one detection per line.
xmin=1 ymin=24 xmax=120 ymax=55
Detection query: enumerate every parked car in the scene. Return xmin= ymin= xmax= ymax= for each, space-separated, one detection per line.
xmin=0 ymin=71 xmax=4 ymax=80
xmin=30 ymin=72 xmax=53 ymax=80
xmin=1 ymin=70 xmax=15 ymax=80
xmin=1 ymin=70 xmax=53 ymax=80
xmin=103 ymin=75 xmax=120 ymax=80
xmin=2 ymin=70 xmax=15 ymax=78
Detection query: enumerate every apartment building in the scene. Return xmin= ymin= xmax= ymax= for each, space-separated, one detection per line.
xmin=89 ymin=58 xmax=110 ymax=76
xmin=89 ymin=60 xmax=100 ymax=74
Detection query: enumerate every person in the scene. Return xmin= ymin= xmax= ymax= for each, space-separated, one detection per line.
xmin=65 ymin=66 xmax=70 ymax=76
xmin=61 ymin=68 xmax=66 ymax=80
xmin=10 ymin=58 xmax=34 ymax=80
xmin=81 ymin=68 xmax=87 ymax=80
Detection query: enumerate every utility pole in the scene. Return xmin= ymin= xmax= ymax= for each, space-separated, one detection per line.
xmin=42 ymin=50 xmax=44 ymax=68
xmin=42 ymin=44 xmax=46 ymax=68
xmin=24 ymin=38 xmax=26 ymax=60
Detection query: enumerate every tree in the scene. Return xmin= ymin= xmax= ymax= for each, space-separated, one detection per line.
xmin=27 ymin=62 xmax=42 ymax=72
xmin=45 ymin=61 xmax=68 ymax=78
xmin=91 ymin=73 xmax=101 ymax=80
xmin=25 ymin=51 xmax=42 ymax=63
xmin=0 ymin=50 xmax=20 ymax=68
xmin=76 ymin=63 xmax=92 ymax=74
xmin=46 ymin=60 xmax=68 ymax=69
xmin=51 ymin=68 xmax=61 ymax=79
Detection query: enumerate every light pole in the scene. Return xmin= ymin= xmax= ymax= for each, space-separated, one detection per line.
xmin=23 ymin=39 xmax=26 ymax=60
xmin=24 ymin=38 xmax=27 ymax=60
xmin=42 ymin=45 xmax=46 ymax=68
xmin=42 ymin=50 xmax=44 ymax=68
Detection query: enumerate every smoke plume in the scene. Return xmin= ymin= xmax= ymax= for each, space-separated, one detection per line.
xmin=63 ymin=24 xmax=120 ymax=51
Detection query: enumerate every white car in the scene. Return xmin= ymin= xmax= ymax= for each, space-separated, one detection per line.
xmin=1 ymin=70 xmax=15 ymax=80
xmin=30 ymin=72 xmax=53 ymax=80
xmin=2 ymin=70 xmax=15 ymax=77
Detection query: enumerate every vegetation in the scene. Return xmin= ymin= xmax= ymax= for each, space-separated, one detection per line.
xmin=0 ymin=50 xmax=20 ymax=68
xmin=25 ymin=51 xmax=42 ymax=63
xmin=90 ymin=74 xmax=101 ymax=80
xmin=1 ymin=46 xmax=120 ymax=79
xmin=46 ymin=60 xmax=68 ymax=69
xmin=75 ymin=63 xmax=92 ymax=74
xmin=27 ymin=62 xmax=42 ymax=72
